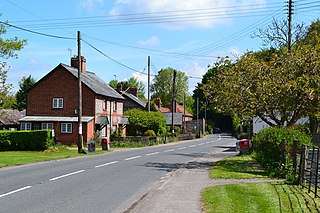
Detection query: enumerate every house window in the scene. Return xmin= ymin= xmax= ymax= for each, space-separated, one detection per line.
xmin=42 ymin=123 xmax=53 ymax=130
xmin=21 ymin=122 xmax=31 ymax=130
xmin=113 ymin=101 xmax=117 ymax=111
xmin=61 ymin=123 xmax=72 ymax=133
xmin=53 ymin=98 xmax=63 ymax=109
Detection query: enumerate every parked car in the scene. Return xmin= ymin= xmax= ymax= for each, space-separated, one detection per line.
xmin=214 ymin=128 xmax=221 ymax=134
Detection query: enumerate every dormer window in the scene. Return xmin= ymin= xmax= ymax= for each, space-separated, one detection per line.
xmin=53 ymin=98 xmax=63 ymax=109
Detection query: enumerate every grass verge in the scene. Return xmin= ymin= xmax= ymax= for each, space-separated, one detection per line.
xmin=202 ymin=182 xmax=320 ymax=213
xmin=209 ymin=155 xmax=268 ymax=179
xmin=0 ymin=146 xmax=106 ymax=168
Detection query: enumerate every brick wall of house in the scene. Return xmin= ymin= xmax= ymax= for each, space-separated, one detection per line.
xmin=27 ymin=67 xmax=95 ymax=116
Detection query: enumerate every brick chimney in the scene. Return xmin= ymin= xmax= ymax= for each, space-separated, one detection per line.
xmin=116 ymin=83 xmax=123 ymax=92
xmin=131 ymin=87 xmax=138 ymax=97
xmin=156 ymin=98 xmax=162 ymax=108
xmin=71 ymin=56 xmax=86 ymax=73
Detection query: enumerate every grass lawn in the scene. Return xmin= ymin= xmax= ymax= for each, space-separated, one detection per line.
xmin=202 ymin=182 xmax=320 ymax=213
xmin=0 ymin=147 xmax=106 ymax=168
xmin=209 ymin=155 xmax=269 ymax=179
xmin=202 ymin=155 xmax=320 ymax=212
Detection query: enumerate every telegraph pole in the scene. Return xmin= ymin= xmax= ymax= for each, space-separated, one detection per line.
xmin=196 ymin=97 xmax=199 ymax=138
xmin=77 ymin=31 xmax=83 ymax=153
xmin=288 ymin=0 xmax=293 ymax=52
xmin=147 ymin=56 xmax=151 ymax=112
xmin=171 ymin=70 xmax=177 ymax=135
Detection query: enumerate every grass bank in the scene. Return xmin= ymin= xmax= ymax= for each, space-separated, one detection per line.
xmin=202 ymin=155 xmax=320 ymax=213
xmin=0 ymin=146 xmax=105 ymax=168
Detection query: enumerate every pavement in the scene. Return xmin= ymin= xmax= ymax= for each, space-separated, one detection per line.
xmin=125 ymin=151 xmax=238 ymax=213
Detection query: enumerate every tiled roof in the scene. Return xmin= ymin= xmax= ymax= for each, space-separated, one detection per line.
xmin=0 ymin=109 xmax=25 ymax=125
xmin=61 ymin=63 xmax=124 ymax=100
xmin=121 ymin=91 xmax=146 ymax=108
xmin=19 ymin=116 xmax=94 ymax=122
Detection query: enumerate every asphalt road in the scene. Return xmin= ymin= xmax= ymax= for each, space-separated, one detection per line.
xmin=0 ymin=134 xmax=236 ymax=213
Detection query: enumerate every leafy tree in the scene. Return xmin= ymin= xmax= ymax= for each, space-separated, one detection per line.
xmin=108 ymin=79 xmax=118 ymax=90
xmin=203 ymin=43 xmax=320 ymax=127
xmin=15 ymin=75 xmax=36 ymax=110
xmin=109 ymin=77 xmax=146 ymax=99
xmin=0 ymin=20 xmax=27 ymax=109
xmin=151 ymin=67 xmax=189 ymax=107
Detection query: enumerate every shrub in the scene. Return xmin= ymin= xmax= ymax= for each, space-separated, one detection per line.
xmin=144 ymin=130 xmax=156 ymax=136
xmin=252 ymin=127 xmax=311 ymax=178
xmin=0 ymin=130 xmax=52 ymax=151
xmin=125 ymin=109 xmax=167 ymax=136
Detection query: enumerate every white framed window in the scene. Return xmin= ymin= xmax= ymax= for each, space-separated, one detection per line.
xmin=61 ymin=123 xmax=72 ymax=133
xmin=21 ymin=122 xmax=31 ymax=130
xmin=53 ymin=98 xmax=63 ymax=109
xmin=113 ymin=101 xmax=117 ymax=112
xmin=42 ymin=123 xmax=53 ymax=130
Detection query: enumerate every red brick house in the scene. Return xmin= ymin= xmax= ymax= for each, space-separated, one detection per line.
xmin=19 ymin=56 xmax=125 ymax=145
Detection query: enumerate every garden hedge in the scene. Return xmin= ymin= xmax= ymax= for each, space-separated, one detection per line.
xmin=0 ymin=130 xmax=52 ymax=151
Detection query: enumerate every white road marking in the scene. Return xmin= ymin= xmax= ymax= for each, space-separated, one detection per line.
xmin=189 ymin=145 xmax=196 ymax=148
xmin=198 ymin=143 xmax=204 ymax=146
xmin=163 ymin=149 xmax=175 ymax=152
xmin=0 ymin=186 xmax=32 ymax=198
xmin=125 ymin=156 xmax=141 ymax=161
xmin=178 ymin=147 xmax=187 ymax=150
xmin=146 ymin=152 xmax=160 ymax=156
xmin=95 ymin=161 xmax=118 ymax=168
xmin=206 ymin=142 xmax=210 ymax=144
xmin=49 ymin=170 xmax=85 ymax=181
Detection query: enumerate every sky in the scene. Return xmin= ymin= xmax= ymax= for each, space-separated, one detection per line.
xmin=1 ymin=0 xmax=319 ymax=95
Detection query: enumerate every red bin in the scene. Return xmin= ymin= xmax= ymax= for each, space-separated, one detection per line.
xmin=101 ymin=137 xmax=110 ymax=150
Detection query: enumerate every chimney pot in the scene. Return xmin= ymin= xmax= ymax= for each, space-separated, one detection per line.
xmin=71 ymin=56 xmax=86 ymax=73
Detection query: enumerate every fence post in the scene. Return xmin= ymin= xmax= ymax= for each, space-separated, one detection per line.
xmin=298 ymin=144 xmax=306 ymax=185
xmin=293 ymin=140 xmax=298 ymax=173
xmin=281 ymin=138 xmax=286 ymax=166
xmin=308 ymin=147 xmax=315 ymax=193
xmin=315 ymin=148 xmax=319 ymax=198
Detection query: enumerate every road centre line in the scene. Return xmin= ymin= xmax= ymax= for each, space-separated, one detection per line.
xmin=95 ymin=161 xmax=118 ymax=168
xmin=206 ymin=142 xmax=210 ymax=144
xmin=0 ymin=186 xmax=32 ymax=198
xmin=198 ymin=143 xmax=204 ymax=145
xmin=189 ymin=145 xmax=196 ymax=148
xmin=124 ymin=156 xmax=141 ymax=161
xmin=49 ymin=170 xmax=85 ymax=181
xmin=146 ymin=152 xmax=160 ymax=156
xmin=178 ymin=147 xmax=187 ymax=150
xmin=163 ymin=149 xmax=175 ymax=152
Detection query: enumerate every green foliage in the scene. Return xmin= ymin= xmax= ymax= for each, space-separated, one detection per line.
xmin=15 ymin=75 xmax=36 ymax=110
xmin=111 ymin=77 xmax=146 ymax=99
xmin=252 ymin=127 xmax=311 ymax=177
xmin=151 ymin=67 xmax=189 ymax=107
xmin=143 ymin=130 xmax=156 ymax=136
xmin=0 ymin=130 xmax=52 ymax=151
xmin=124 ymin=109 xmax=166 ymax=136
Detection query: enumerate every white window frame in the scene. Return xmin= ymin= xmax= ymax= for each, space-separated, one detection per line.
xmin=53 ymin=98 xmax=63 ymax=109
xmin=113 ymin=101 xmax=117 ymax=112
xmin=42 ymin=123 xmax=53 ymax=130
xmin=21 ymin=122 xmax=31 ymax=130
xmin=61 ymin=123 xmax=72 ymax=133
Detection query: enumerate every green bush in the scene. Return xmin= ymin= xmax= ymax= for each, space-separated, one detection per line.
xmin=252 ymin=127 xmax=311 ymax=178
xmin=143 ymin=130 xmax=156 ymax=136
xmin=125 ymin=109 xmax=167 ymax=136
xmin=0 ymin=130 xmax=52 ymax=151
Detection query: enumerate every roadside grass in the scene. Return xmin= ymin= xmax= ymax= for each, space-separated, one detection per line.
xmin=203 ymin=155 xmax=320 ymax=212
xmin=202 ymin=182 xmax=320 ymax=213
xmin=209 ymin=155 xmax=269 ymax=179
xmin=0 ymin=146 xmax=106 ymax=168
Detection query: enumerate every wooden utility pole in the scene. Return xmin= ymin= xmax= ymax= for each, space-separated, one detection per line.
xmin=196 ymin=97 xmax=199 ymax=138
xmin=77 ymin=31 xmax=83 ymax=153
xmin=171 ymin=70 xmax=177 ymax=135
xmin=288 ymin=0 xmax=293 ymax=52
xmin=147 ymin=56 xmax=151 ymax=112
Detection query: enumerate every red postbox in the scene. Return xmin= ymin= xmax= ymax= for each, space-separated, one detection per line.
xmin=101 ymin=137 xmax=110 ymax=150
xmin=239 ymin=139 xmax=250 ymax=154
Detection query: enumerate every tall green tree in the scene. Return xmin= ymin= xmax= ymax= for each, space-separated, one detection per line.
xmin=109 ymin=77 xmax=146 ymax=99
xmin=151 ymin=67 xmax=189 ymax=107
xmin=0 ymin=19 xmax=27 ymax=109
xmin=15 ymin=75 xmax=36 ymax=110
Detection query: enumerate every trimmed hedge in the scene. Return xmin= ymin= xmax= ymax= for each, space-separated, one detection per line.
xmin=251 ymin=127 xmax=312 ymax=177
xmin=0 ymin=130 xmax=52 ymax=151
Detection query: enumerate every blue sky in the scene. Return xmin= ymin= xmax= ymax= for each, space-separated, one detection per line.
xmin=1 ymin=0 xmax=319 ymax=95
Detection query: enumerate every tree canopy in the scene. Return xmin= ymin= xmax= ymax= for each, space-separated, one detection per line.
xmin=15 ymin=75 xmax=36 ymax=111
xmin=109 ymin=76 xmax=146 ymax=99
xmin=151 ymin=67 xmax=189 ymax=107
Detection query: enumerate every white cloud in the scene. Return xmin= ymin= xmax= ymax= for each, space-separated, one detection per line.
xmin=78 ymin=0 xmax=105 ymax=13
xmin=109 ymin=0 xmax=267 ymax=30
xmin=138 ymin=36 xmax=160 ymax=47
